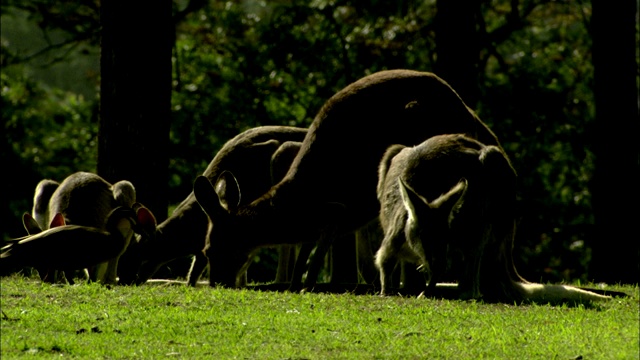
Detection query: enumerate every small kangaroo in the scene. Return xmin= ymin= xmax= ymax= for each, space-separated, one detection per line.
xmin=375 ymin=134 xmax=610 ymax=304
xmin=193 ymin=69 xmax=504 ymax=290
xmin=124 ymin=126 xmax=309 ymax=286
xmin=2 ymin=207 xmax=140 ymax=276
xmin=26 ymin=172 xmax=156 ymax=285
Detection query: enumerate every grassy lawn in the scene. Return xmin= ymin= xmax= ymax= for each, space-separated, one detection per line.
xmin=1 ymin=275 xmax=638 ymax=359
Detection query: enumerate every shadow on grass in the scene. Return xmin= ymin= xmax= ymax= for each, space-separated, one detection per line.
xmin=144 ymin=279 xmax=630 ymax=307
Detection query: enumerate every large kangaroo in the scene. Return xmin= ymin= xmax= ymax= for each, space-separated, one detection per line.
xmin=29 ymin=172 xmax=156 ymax=285
xmin=2 ymin=207 xmax=140 ymax=277
xmin=375 ymin=134 xmax=610 ymax=303
xmin=192 ymin=69 xmax=504 ymax=290
xmin=124 ymin=126 xmax=309 ymax=286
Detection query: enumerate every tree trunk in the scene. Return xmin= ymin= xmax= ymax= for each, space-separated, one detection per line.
xmin=99 ymin=0 xmax=173 ymax=222
xmin=589 ymin=0 xmax=639 ymax=284
xmin=434 ymin=0 xmax=481 ymax=106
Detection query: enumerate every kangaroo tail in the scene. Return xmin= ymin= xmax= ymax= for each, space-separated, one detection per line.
xmin=515 ymin=282 xmax=612 ymax=304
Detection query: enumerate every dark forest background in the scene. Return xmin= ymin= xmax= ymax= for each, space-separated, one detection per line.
xmin=1 ymin=0 xmax=638 ymax=285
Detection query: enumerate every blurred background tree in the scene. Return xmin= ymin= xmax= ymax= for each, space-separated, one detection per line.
xmin=589 ymin=0 xmax=638 ymax=284
xmin=98 ymin=0 xmax=172 ymax=222
xmin=1 ymin=0 xmax=637 ymax=284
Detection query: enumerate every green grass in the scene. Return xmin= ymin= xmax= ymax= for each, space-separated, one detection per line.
xmin=1 ymin=275 xmax=638 ymax=359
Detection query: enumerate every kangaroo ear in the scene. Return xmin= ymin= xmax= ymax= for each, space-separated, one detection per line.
xmin=130 ymin=203 xmax=157 ymax=240
xmin=135 ymin=203 xmax=156 ymax=226
xmin=49 ymin=213 xmax=66 ymax=228
xmin=399 ymin=178 xmax=468 ymax=225
xmin=23 ymin=213 xmax=43 ymax=235
xmin=398 ymin=177 xmax=430 ymax=223
xmin=194 ymin=175 xmax=223 ymax=217
xmin=432 ymin=178 xmax=468 ymax=213
xmin=214 ymin=171 xmax=241 ymax=212
xmin=435 ymin=179 xmax=469 ymax=228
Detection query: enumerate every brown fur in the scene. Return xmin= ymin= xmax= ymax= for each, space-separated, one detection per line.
xmin=193 ymin=69 xmax=502 ymax=289
xmin=31 ymin=179 xmax=60 ymax=230
xmin=126 ymin=126 xmax=308 ymax=286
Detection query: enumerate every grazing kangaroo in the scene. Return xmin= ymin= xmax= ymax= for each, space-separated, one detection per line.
xmin=192 ymin=69 xmax=504 ymax=290
xmin=124 ymin=126 xmax=309 ymax=286
xmin=32 ymin=172 xmax=156 ymax=285
xmin=1 ymin=207 xmax=141 ymax=277
xmin=375 ymin=134 xmax=610 ymax=304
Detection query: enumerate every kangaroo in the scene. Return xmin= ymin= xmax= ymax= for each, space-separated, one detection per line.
xmin=192 ymin=69 xmax=504 ymax=290
xmin=375 ymin=134 xmax=610 ymax=304
xmin=123 ymin=126 xmax=309 ymax=286
xmin=1 ymin=207 xmax=141 ymax=277
xmin=36 ymin=172 xmax=156 ymax=285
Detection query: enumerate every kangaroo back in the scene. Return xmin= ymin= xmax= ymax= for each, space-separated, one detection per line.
xmin=48 ymin=172 xmax=124 ymax=229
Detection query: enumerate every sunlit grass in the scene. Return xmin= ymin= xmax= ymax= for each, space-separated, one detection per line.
xmin=1 ymin=275 xmax=638 ymax=359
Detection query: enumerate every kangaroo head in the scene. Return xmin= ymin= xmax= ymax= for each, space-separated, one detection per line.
xmin=399 ymin=177 xmax=468 ymax=277
xmin=194 ymin=174 xmax=243 ymax=234
xmin=110 ymin=204 xmax=157 ymax=285
xmin=196 ymin=171 xmax=311 ymax=231
xmin=194 ymin=173 xmax=286 ymax=240
xmin=105 ymin=207 xmax=137 ymax=238
xmin=130 ymin=203 xmax=157 ymax=240
xmin=112 ymin=180 xmax=136 ymax=207
xmin=192 ymin=174 xmax=253 ymax=287
xmin=214 ymin=171 xmax=242 ymax=213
